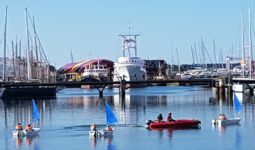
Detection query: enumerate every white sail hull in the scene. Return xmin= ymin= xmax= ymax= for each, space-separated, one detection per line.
xmin=212 ymin=118 xmax=241 ymax=126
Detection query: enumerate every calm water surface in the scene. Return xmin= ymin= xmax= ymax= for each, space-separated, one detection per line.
xmin=1 ymin=86 xmax=255 ymax=150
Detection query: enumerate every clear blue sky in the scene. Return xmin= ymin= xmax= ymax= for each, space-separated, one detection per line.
xmin=0 ymin=0 xmax=255 ymax=68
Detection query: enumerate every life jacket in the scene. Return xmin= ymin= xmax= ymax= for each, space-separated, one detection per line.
xmin=16 ymin=124 xmax=23 ymax=130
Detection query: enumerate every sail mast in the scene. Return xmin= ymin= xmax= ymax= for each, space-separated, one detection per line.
xmin=3 ymin=6 xmax=7 ymax=81
xmin=25 ymin=8 xmax=32 ymax=80
xmin=241 ymin=12 xmax=246 ymax=78
xmin=249 ymin=8 xmax=253 ymax=78
xmin=33 ymin=16 xmax=39 ymax=80
xmin=176 ymin=48 xmax=180 ymax=74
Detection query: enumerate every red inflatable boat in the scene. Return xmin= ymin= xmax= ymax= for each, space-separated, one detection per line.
xmin=146 ymin=119 xmax=201 ymax=129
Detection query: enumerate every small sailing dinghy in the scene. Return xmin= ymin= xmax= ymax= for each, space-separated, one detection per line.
xmin=212 ymin=93 xmax=241 ymax=126
xmin=13 ymin=99 xmax=40 ymax=137
xmin=89 ymin=102 xmax=118 ymax=138
xmin=24 ymin=99 xmax=40 ymax=137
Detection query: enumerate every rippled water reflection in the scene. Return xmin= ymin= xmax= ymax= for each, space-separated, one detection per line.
xmin=1 ymin=86 xmax=255 ymax=150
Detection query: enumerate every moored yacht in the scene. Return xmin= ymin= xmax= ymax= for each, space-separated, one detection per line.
xmin=113 ymin=33 xmax=147 ymax=87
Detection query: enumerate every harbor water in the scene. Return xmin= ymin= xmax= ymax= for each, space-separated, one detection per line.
xmin=1 ymin=86 xmax=255 ymax=150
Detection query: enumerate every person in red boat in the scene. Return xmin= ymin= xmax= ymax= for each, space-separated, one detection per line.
xmin=166 ymin=112 xmax=175 ymax=122
xmin=157 ymin=113 xmax=163 ymax=122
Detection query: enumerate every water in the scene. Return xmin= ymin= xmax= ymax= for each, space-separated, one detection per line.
xmin=1 ymin=86 xmax=255 ymax=150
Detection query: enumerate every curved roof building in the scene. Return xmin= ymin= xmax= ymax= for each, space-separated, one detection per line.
xmin=58 ymin=59 xmax=114 ymax=74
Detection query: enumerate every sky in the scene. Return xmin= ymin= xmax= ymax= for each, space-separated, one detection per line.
xmin=0 ymin=0 xmax=255 ymax=68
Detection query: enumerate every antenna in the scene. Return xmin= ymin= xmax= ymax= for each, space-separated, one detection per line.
xmin=119 ymin=25 xmax=140 ymax=57
xmin=128 ymin=24 xmax=133 ymax=36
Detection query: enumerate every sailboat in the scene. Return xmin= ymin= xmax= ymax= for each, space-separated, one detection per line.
xmin=89 ymin=102 xmax=118 ymax=138
xmin=12 ymin=99 xmax=40 ymax=137
xmin=212 ymin=93 xmax=241 ymax=126
xmin=24 ymin=99 xmax=40 ymax=136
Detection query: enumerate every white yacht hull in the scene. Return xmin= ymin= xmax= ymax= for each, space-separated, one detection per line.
xmin=113 ymin=57 xmax=147 ymax=87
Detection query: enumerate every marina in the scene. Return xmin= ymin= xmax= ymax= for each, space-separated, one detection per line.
xmin=1 ymin=86 xmax=255 ymax=150
xmin=1 ymin=1 xmax=255 ymax=150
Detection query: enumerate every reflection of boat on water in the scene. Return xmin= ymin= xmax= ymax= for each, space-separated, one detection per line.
xmin=113 ymin=33 xmax=147 ymax=88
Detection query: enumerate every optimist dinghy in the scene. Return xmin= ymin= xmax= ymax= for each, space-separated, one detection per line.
xmin=89 ymin=102 xmax=117 ymax=138
xmin=212 ymin=93 xmax=242 ymax=126
xmin=13 ymin=99 xmax=40 ymax=137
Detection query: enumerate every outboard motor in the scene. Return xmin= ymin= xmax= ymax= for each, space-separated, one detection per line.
xmin=146 ymin=120 xmax=153 ymax=126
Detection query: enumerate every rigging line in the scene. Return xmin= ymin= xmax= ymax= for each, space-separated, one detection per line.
xmin=25 ymin=8 xmax=50 ymax=65
xmin=0 ymin=38 xmax=3 ymax=45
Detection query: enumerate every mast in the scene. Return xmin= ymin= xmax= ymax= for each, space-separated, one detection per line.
xmin=25 ymin=8 xmax=32 ymax=80
xmin=191 ymin=46 xmax=194 ymax=66
xmin=3 ymin=6 xmax=7 ymax=81
xmin=176 ymin=48 xmax=180 ymax=73
xmin=12 ymin=41 xmax=15 ymax=80
xmin=213 ymin=39 xmax=217 ymax=69
xmin=249 ymin=8 xmax=253 ymax=78
xmin=33 ymin=16 xmax=40 ymax=80
xmin=241 ymin=12 xmax=246 ymax=78
xmin=19 ymin=40 xmax=21 ymax=80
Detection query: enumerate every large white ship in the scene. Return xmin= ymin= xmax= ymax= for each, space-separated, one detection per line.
xmin=113 ymin=33 xmax=147 ymax=87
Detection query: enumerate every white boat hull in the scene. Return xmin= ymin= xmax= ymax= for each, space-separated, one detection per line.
xmin=212 ymin=118 xmax=241 ymax=126
xmin=89 ymin=130 xmax=113 ymax=138
xmin=12 ymin=130 xmax=25 ymax=138
xmin=13 ymin=128 xmax=40 ymax=138
xmin=24 ymin=128 xmax=40 ymax=137
xmin=89 ymin=130 xmax=103 ymax=138
xmin=103 ymin=130 xmax=113 ymax=137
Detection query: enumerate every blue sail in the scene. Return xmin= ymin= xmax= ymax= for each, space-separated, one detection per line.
xmin=234 ymin=93 xmax=242 ymax=113
xmin=32 ymin=99 xmax=40 ymax=122
xmin=105 ymin=102 xmax=117 ymax=125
